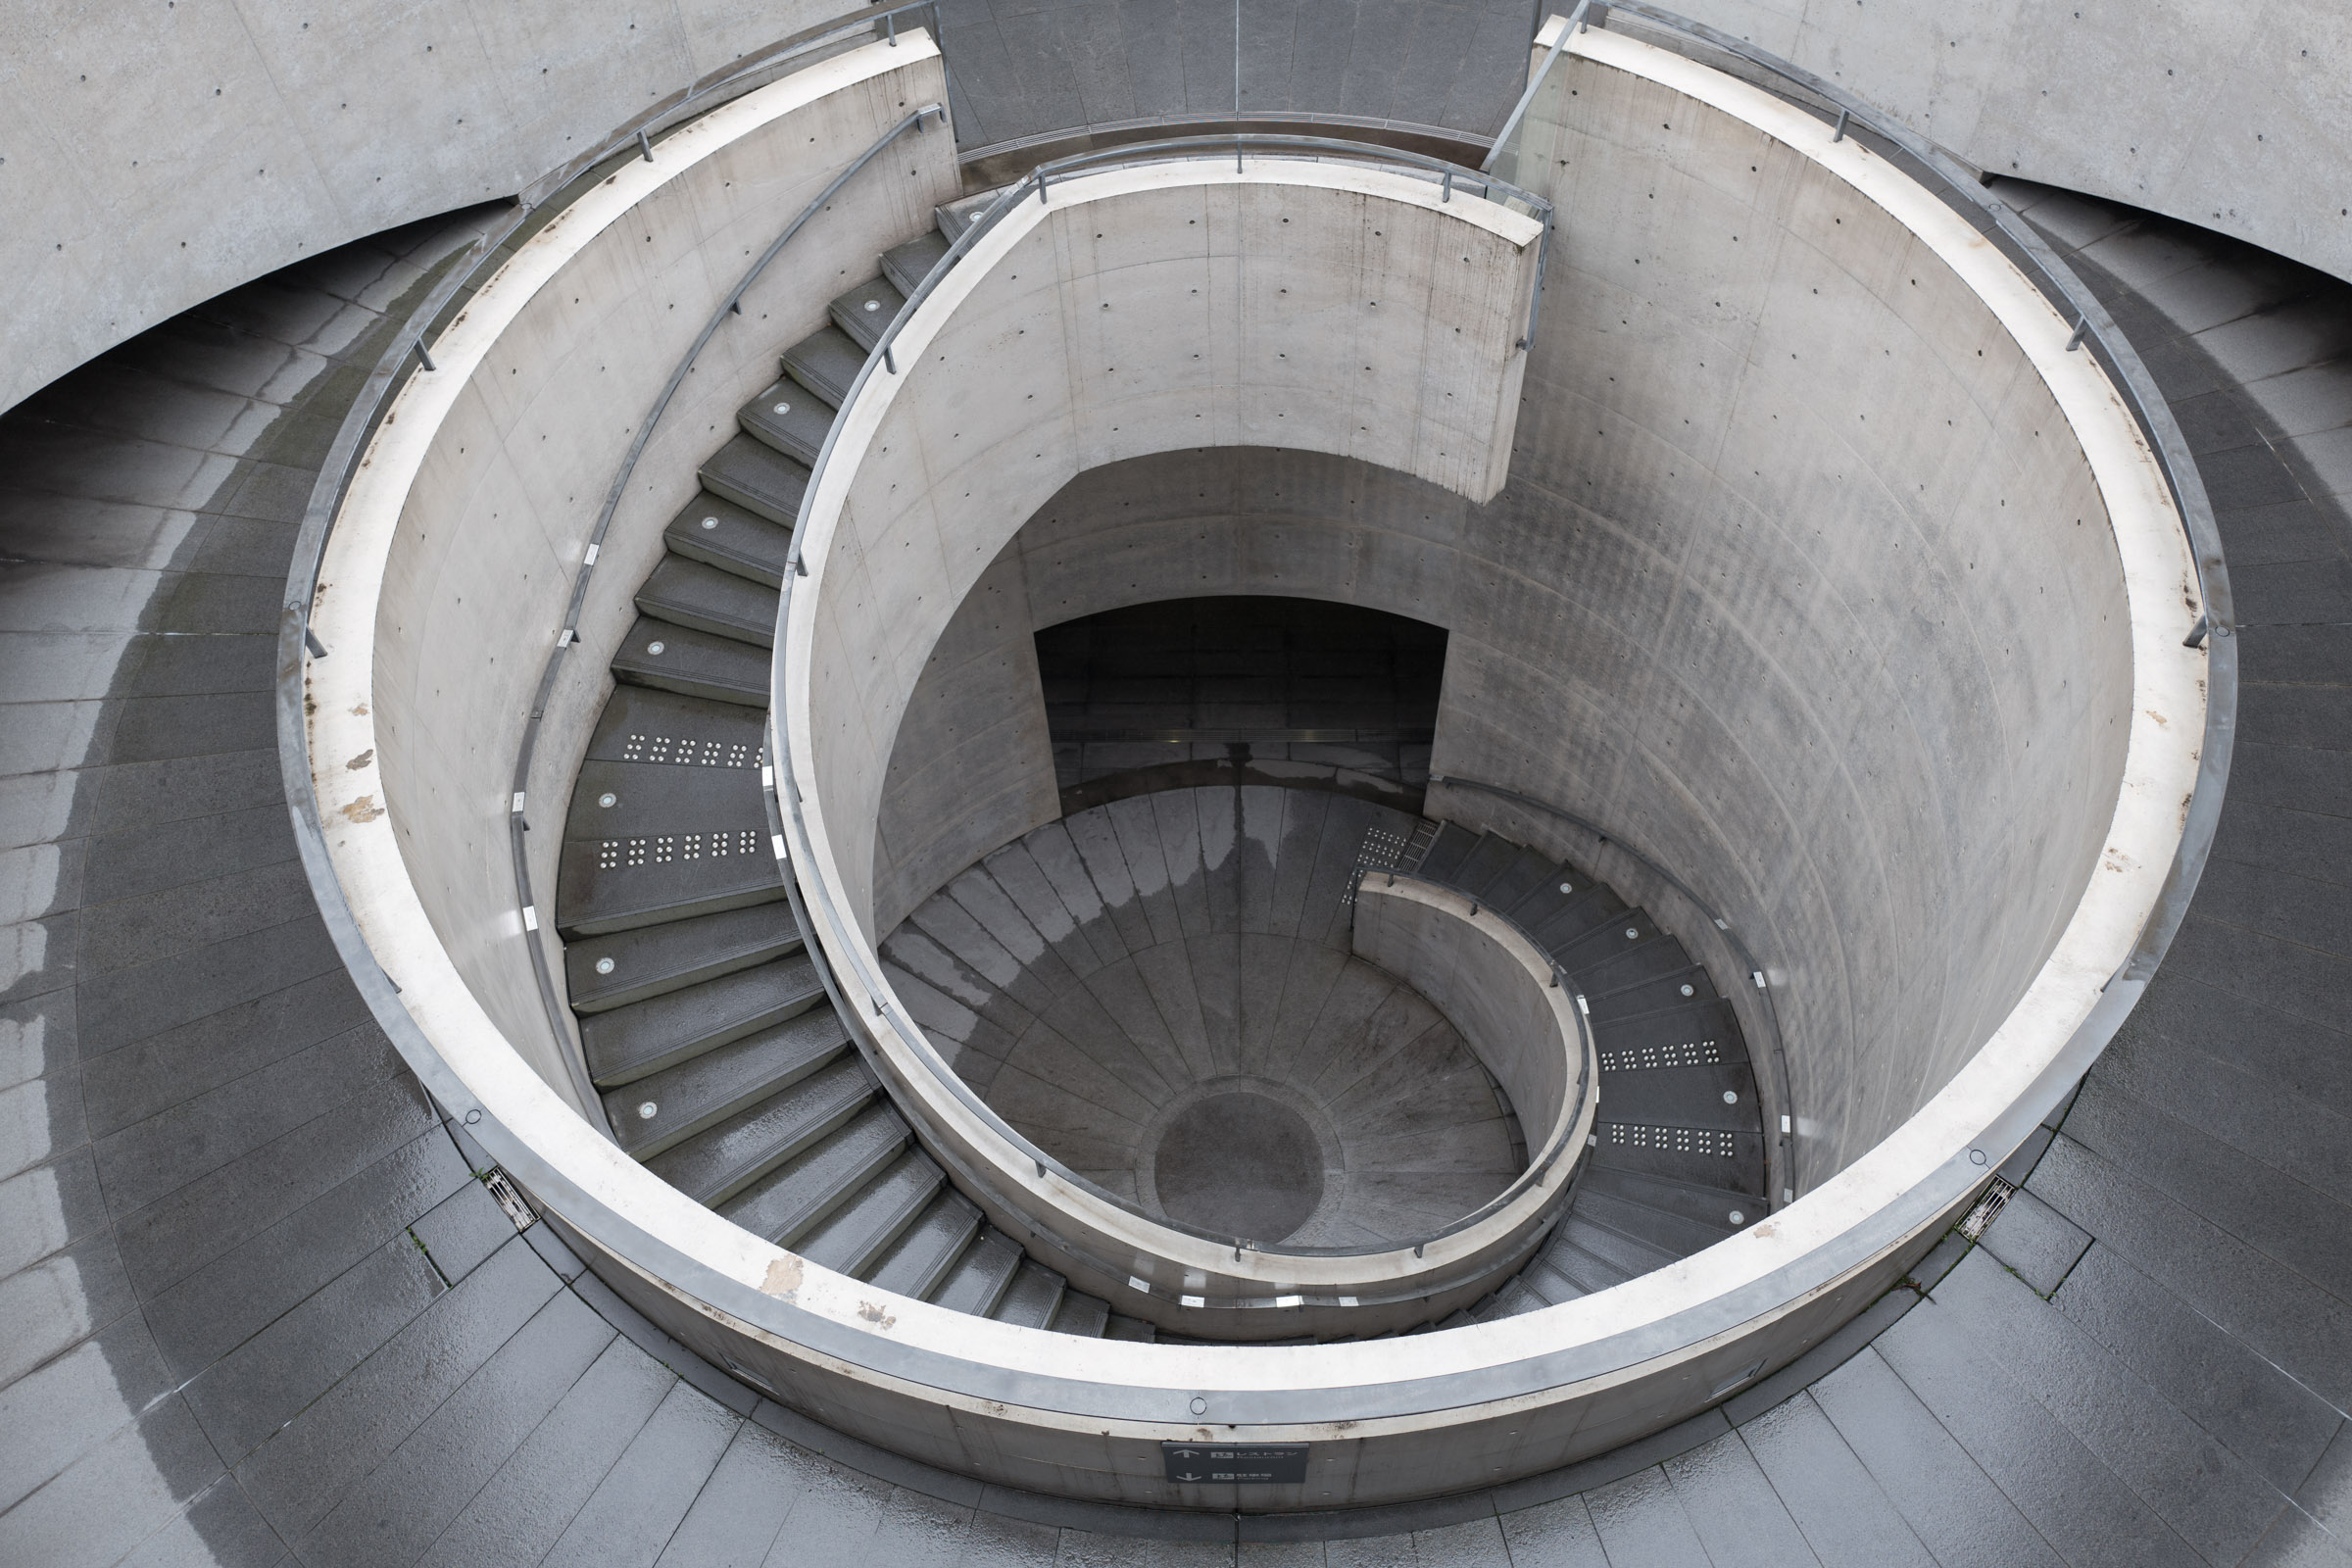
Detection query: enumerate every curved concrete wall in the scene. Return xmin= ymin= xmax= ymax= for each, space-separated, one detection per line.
xmin=307 ymin=38 xmax=956 ymax=1105
xmin=1661 ymin=0 xmax=2352 ymax=288
xmin=1351 ymin=875 xmax=1585 ymax=1159
xmin=0 ymin=0 xmax=849 ymax=418
xmin=875 ymin=26 xmax=2201 ymax=1190
xmin=797 ymin=158 xmax=1543 ymax=933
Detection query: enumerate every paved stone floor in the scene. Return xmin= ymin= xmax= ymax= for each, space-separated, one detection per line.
xmin=0 ymin=41 xmax=2347 ymax=1568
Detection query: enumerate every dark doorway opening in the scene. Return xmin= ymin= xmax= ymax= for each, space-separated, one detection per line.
xmin=1036 ymin=596 xmax=1446 ymax=807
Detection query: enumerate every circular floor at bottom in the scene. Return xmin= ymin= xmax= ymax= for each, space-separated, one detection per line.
xmin=880 ymin=786 xmax=1522 ymax=1247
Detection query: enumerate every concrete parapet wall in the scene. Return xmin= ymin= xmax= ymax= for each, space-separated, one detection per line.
xmin=1352 ymin=875 xmax=1583 ymax=1158
xmin=309 ymin=39 xmax=956 ymax=1104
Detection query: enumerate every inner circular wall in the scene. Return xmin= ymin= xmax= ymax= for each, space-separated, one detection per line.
xmin=857 ymin=43 xmax=2149 ymax=1195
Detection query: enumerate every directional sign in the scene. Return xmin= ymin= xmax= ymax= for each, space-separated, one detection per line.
xmin=1159 ymin=1441 xmax=1309 ymax=1485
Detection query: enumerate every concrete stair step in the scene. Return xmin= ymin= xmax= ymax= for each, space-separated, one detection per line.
xmin=1590 ymin=1120 xmax=1768 ymax=1195
xmin=1549 ymin=907 xmax=1667 ymax=974
xmin=564 ymin=902 xmax=803 ymax=1014
xmin=798 ymin=1150 xmax=946 ymax=1278
xmin=583 ymin=682 xmax=765 ymax=766
xmin=1471 ymin=849 xmax=1555 ymax=919
xmin=829 ymin=274 xmax=906 ymax=352
xmin=781 ymin=324 xmax=867 ymax=406
xmin=601 ymin=1005 xmax=854 ymax=1157
xmin=1569 ymin=1187 xmax=1741 ymax=1260
xmin=1522 ymin=884 xmax=1631 ymax=951
xmin=1412 ymin=821 xmax=1481 ymax=883
xmin=1595 ymin=1055 xmax=1759 ymax=1133
xmin=935 ymin=191 xmax=995 ymax=244
xmin=1049 ymin=1289 xmax=1111 ymax=1338
xmin=699 ymin=430 xmax=810 ymax=524
xmin=881 ymin=229 xmax=951 ymax=298
xmin=608 ymin=614 xmax=769 ymax=706
xmin=1577 ymin=1164 xmax=1759 ymax=1235
xmin=991 ymin=1260 xmax=1068 ymax=1329
xmin=719 ymin=1102 xmax=909 ymax=1247
xmin=1102 ymin=1313 xmax=1157 ymax=1343
xmin=1588 ymin=997 xmax=1742 ymax=1059
xmin=580 ymin=953 xmax=826 ymax=1087
xmin=735 ymin=377 xmax=838 ymax=467
xmin=662 ymin=490 xmax=793 ymax=587
xmin=646 ymin=1054 xmax=878 ymax=1207
xmin=554 ymin=827 xmax=780 ymax=939
xmin=929 ymin=1226 xmax=1023 ymax=1317
xmin=865 ymin=1191 xmax=984 ymax=1301
xmin=1447 ymin=833 xmax=1522 ymax=897
xmin=1578 ymin=945 xmax=1699 ymax=1004
xmin=563 ymin=756 xmax=762 ymax=843
xmin=635 ymin=556 xmax=778 ymax=647
xmin=1539 ymin=1234 xmax=1635 ymax=1295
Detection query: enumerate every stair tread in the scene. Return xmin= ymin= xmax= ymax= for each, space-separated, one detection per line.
xmin=1412 ymin=822 xmax=1480 ymax=882
xmin=601 ymin=1005 xmax=853 ymax=1156
xmin=991 ymin=1260 xmax=1067 ymax=1329
xmin=646 ymin=1054 xmax=877 ymax=1206
xmin=700 ymin=431 xmax=810 ymax=525
xmin=581 ymin=954 xmax=827 ymax=1087
xmin=719 ymin=1102 xmax=908 ymax=1247
xmin=936 ymin=191 xmax=996 ymax=244
xmin=1594 ymin=1059 xmax=1760 ymax=1131
xmin=1588 ymin=998 xmax=1744 ymax=1060
xmin=555 ymin=810 xmax=780 ymax=938
xmin=736 ymin=377 xmax=837 ymax=467
xmin=830 ymin=274 xmax=906 ymax=353
xmin=636 ymin=556 xmax=779 ymax=648
xmin=1049 ymin=1289 xmax=1111 ymax=1338
xmin=584 ymin=683 xmax=766 ymax=766
xmin=1102 ymin=1314 xmax=1157 ymax=1343
xmin=662 ymin=491 xmax=795 ymax=588
xmin=797 ymin=1150 xmax=945 ymax=1278
xmin=563 ymin=756 xmax=763 ymax=844
xmin=929 ymin=1226 xmax=1022 ymax=1317
xmin=565 ymin=902 xmax=803 ymax=1013
xmin=781 ymin=325 xmax=867 ymax=407
xmin=1448 ymin=834 xmax=1521 ymax=897
xmin=1568 ymin=1186 xmax=1740 ymax=1260
xmin=609 ymin=613 xmax=769 ymax=706
xmin=865 ymin=1191 xmax=983 ymax=1300
xmin=881 ymin=229 xmax=951 ymax=298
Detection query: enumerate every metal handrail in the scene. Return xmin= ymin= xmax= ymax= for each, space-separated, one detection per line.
xmin=769 ymin=134 xmax=1568 ymax=1277
xmin=1427 ymin=773 xmax=1797 ymax=1206
xmin=281 ymin=0 xmax=954 ymax=1132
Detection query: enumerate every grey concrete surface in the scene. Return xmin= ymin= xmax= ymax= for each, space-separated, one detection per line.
xmin=880 ymin=788 xmax=1522 ymax=1246
xmin=1 ymin=12 xmax=2348 ymax=1563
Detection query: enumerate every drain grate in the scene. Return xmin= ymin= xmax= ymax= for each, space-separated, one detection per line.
xmin=482 ymin=1166 xmax=539 ymax=1232
xmin=1959 ymin=1176 xmax=2016 ymax=1241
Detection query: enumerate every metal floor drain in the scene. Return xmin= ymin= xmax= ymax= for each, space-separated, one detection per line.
xmin=483 ymin=1166 xmax=539 ymax=1231
xmin=1959 ymin=1176 xmax=2016 ymax=1241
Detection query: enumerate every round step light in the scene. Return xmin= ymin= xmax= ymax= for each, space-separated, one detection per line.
xmin=595 ymin=956 xmax=615 ymax=975
xmin=637 ymin=1101 xmax=659 ymax=1120
xmin=1626 ymin=926 xmax=1639 ymax=939
xmin=862 ymin=298 xmax=880 ymax=312
xmin=647 ymin=641 xmax=664 ymax=656
xmin=1729 ymin=1209 xmax=1745 ymax=1225
xmin=1681 ymin=983 xmax=1694 ymax=997
xmin=598 ymin=793 xmax=616 ymax=808
xmin=701 ymin=515 xmax=718 ymax=530
xmin=1723 ymin=1090 xmax=1739 ymax=1104
xmin=1559 ymin=882 xmax=1573 ymax=894
xmin=773 ymin=402 xmax=791 ymax=415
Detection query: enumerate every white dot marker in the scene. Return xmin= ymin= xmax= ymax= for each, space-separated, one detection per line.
xmin=595 ymin=956 xmax=615 ymax=975
xmin=1723 ymin=1090 xmax=1740 ymax=1104
xmin=638 ymin=1102 xmax=658 ymax=1120
xmin=647 ymin=641 xmax=664 ymax=655
xmin=598 ymin=793 xmax=616 ymax=808
xmin=773 ymin=402 xmax=790 ymax=415
xmin=701 ymin=515 xmax=718 ymax=530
